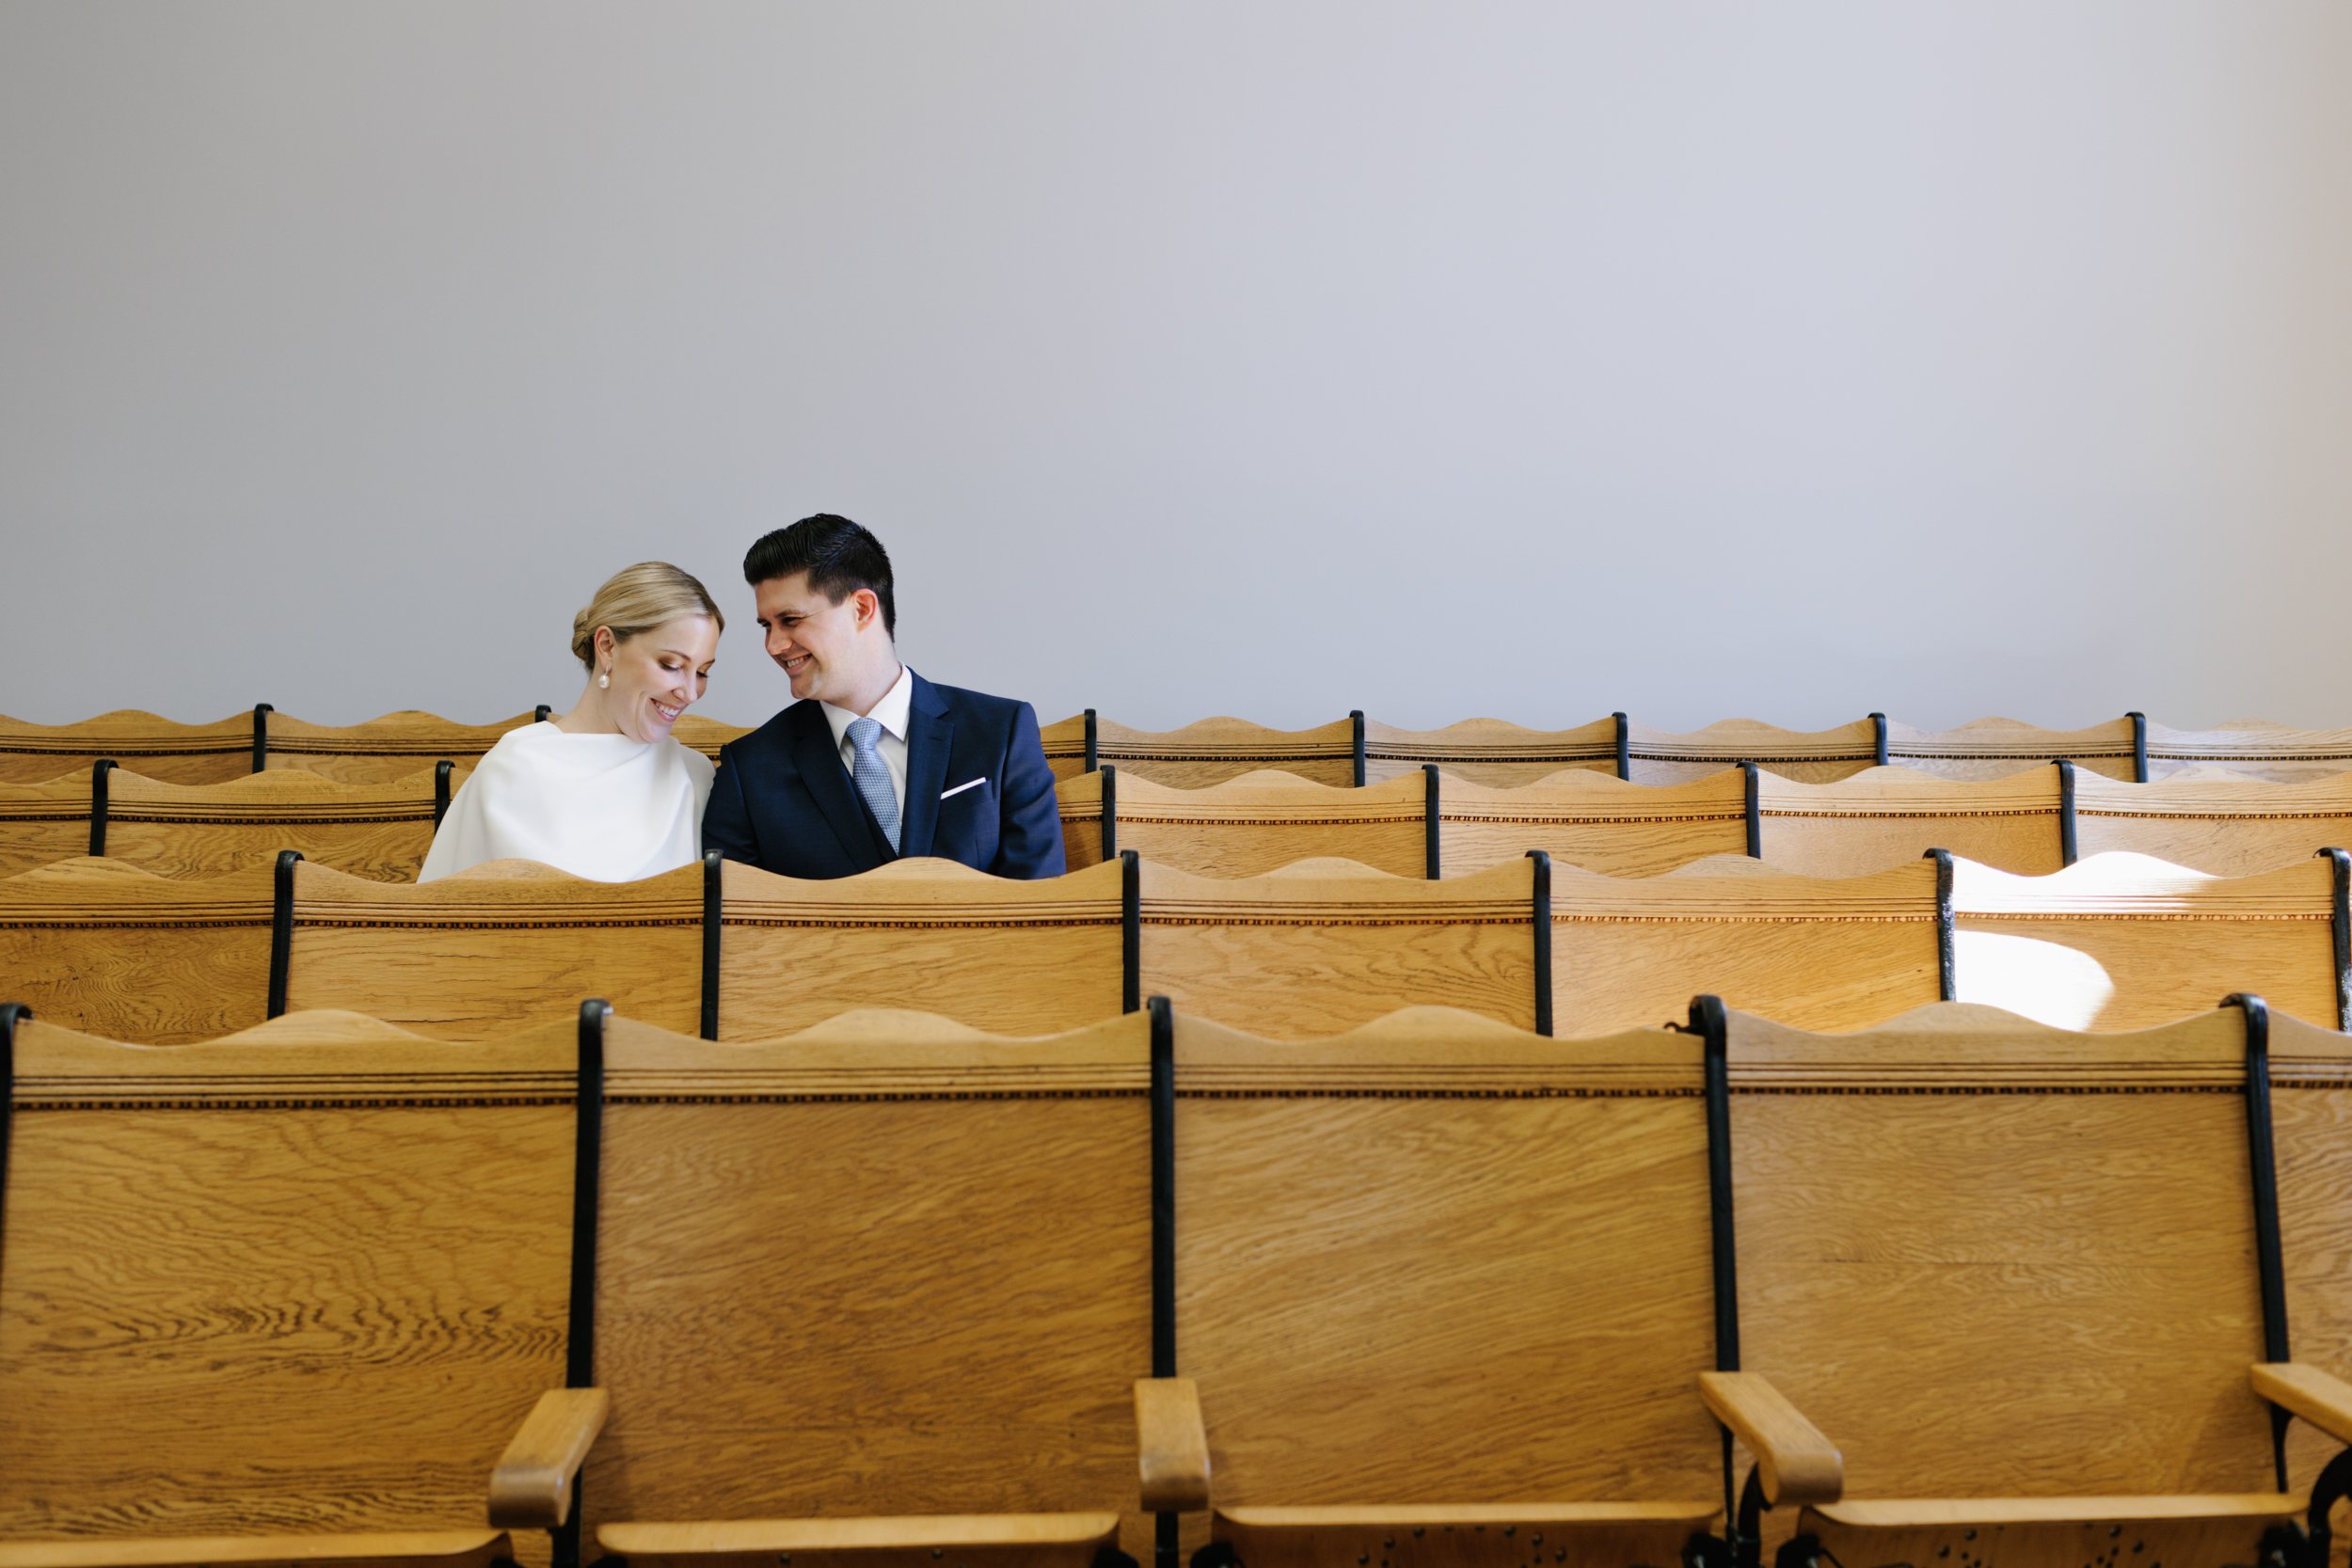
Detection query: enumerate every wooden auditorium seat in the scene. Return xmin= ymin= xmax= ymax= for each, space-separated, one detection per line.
xmin=94 ymin=763 xmax=457 ymax=880
xmin=1063 ymin=715 xmax=1364 ymax=788
xmin=0 ymin=709 xmax=257 ymax=784
xmin=1624 ymin=716 xmax=1883 ymax=784
xmin=1754 ymin=764 xmax=2068 ymax=877
xmin=1719 ymin=999 xmax=2352 ymax=1568
xmin=0 ymin=1006 xmax=575 ymax=1568
xmin=1170 ymin=1005 xmax=1813 ymax=1568
xmin=0 ymin=858 xmax=272 ymax=1041
xmin=2143 ymin=719 xmax=2352 ymax=784
xmin=1882 ymin=714 xmax=2141 ymax=781
xmin=0 ymin=772 xmax=92 ymax=876
xmin=667 ymin=712 xmax=747 ymax=761
xmin=258 ymin=709 xmax=531 ymax=782
xmin=1136 ymin=858 xmax=1545 ymax=1037
xmin=1060 ymin=769 xmax=1430 ymax=878
xmin=1359 ymin=716 xmax=1620 ymax=786
xmin=1551 ymin=856 xmax=1943 ymax=1034
xmin=2073 ymin=768 xmax=2352 ymax=878
xmin=1949 ymin=852 xmax=2346 ymax=1032
xmin=490 ymin=1005 xmax=1162 ymax=1568
xmin=1438 ymin=766 xmax=1751 ymax=877
xmin=278 ymin=857 xmax=706 ymax=1037
xmin=2267 ymin=1008 xmax=2352 ymax=1498
xmin=716 ymin=857 xmax=1130 ymax=1037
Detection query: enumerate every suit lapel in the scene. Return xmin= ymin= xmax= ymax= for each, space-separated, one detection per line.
xmin=897 ymin=673 xmax=954 ymax=860
xmin=785 ymin=702 xmax=885 ymax=869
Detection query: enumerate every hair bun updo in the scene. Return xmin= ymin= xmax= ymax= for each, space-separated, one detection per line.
xmin=569 ymin=562 xmax=726 ymax=673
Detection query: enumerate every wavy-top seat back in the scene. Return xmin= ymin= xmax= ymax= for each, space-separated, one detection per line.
xmin=1552 ymin=855 xmax=1944 ymax=1034
xmin=1755 ymin=764 xmax=2069 ymax=877
xmin=258 ymin=709 xmax=532 ymax=782
xmin=94 ymin=764 xmax=456 ymax=881
xmin=1360 ymin=716 xmax=1620 ymax=786
xmin=2267 ymin=1010 xmax=2352 ymax=1491
xmin=0 ymin=772 xmax=92 ymax=876
xmin=281 ymin=858 xmax=706 ymax=1037
xmin=716 ymin=857 xmax=1130 ymax=1038
xmin=1058 ymin=716 xmax=1363 ymax=788
xmin=1060 ymin=769 xmax=1429 ymax=878
xmin=0 ymin=858 xmax=273 ymax=1041
xmin=583 ymin=1007 xmax=1153 ymax=1565
xmin=2074 ymin=769 xmax=2352 ymax=878
xmin=1723 ymin=1003 xmax=2325 ymax=1567
xmin=1883 ymin=715 xmax=2142 ymax=781
xmin=2145 ymin=720 xmax=2352 ymax=784
xmin=0 ymin=709 xmax=256 ymax=784
xmin=1173 ymin=1006 xmax=1724 ymax=1567
xmin=0 ymin=1007 xmax=574 ymax=1561
xmin=1951 ymin=853 xmax=2348 ymax=1033
xmin=1136 ymin=858 xmax=1544 ymax=1037
xmin=1440 ymin=767 xmax=1751 ymax=877
xmin=1626 ymin=717 xmax=1883 ymax=784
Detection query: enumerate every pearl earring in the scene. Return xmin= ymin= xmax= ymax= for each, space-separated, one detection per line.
xmin=597 ymin=671 xmax=610 ymax=689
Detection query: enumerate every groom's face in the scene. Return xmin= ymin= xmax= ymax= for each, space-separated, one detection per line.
xmin=755 ymin=571 xmax=876 ymax=705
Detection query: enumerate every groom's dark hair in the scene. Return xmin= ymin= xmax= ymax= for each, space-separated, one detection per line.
xmin=743 ymin=513 xmax=897 ymax=638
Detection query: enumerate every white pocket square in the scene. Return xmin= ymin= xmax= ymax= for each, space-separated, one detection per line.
xmin=940 ymin=778 xmax=987 ymax=800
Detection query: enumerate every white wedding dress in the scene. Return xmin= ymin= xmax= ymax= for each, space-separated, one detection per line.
xmin=418 ymin=721 xmax=715 ymax=882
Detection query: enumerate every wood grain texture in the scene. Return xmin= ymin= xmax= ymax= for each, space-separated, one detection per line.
xmin=0 ymin=772 xmax=93 ymax=877
xmin=1039 ymin=713 xmax=1092 ymax=783
xmin=1087 ymin=717 xmax=1360 ymax=788
xmin=1440 ymin=768 xmax=1749 ymax=879
xmin=1059 ymin=770 xmax=1427 ymax=878
xmin=1214 ymin=1507 xmax=1717 ymax=1568
xmin=1138 ymin=859 xmax=1538 ymax=1037
xmin=0 ymin=858 xmax=273 ymax=1041
xmin=488 ymin=1389 xmax=611 ymax=1529
xmin=1552 ymin=857 xmax=1941 ymax=1034
xmin=1724 ymin=1005 xmax=2282 ymax=1508
xmin=1696 ymin=1373 xmax=1841 ymax=1506
xmin=596 ymin=1514 xmax=1119 ymax=1568
xmin=0 ymin=712 xmax=254 ymax=785
xmin=285 ymin=859 xmax=703 ymax=1037
xmin=2073 ymin=769 xmax=2352 ymax=878
xmin=2264 ymin=1010 xmax=2352 ymax=1500
xmin=1360 ymin=717 xmax=1619 ymax=787
xmin=1950 ymin=853 xmax=2341 ymax=1031
xmin=667 ymin=715 xmax=748 ymax=762
xmin=1756 ymin=765 xmax=2067 ymax=878
xmin=586 ymin=1010 xmax=1152 ymax=1547
xmin=258 ymin=711 xmax=532 ymax=783
xmin=2145 ymin=719 xmax=2352 ymax=784
xmin=1625 ymin=717 xmax=1882 ymax=784
xmin=0 ymin=1012 xmax=574 ymax=1550
xmin=101 ymin=767 xmax=457 ymax=882
xmin=1136 ymin=1379 xmax=1212 ymax=1513
xmin=718 ymin=858 xmax=1127 ymax=1038
xmin=1883 ymin=717 xmax=2140 ymax=782
xmin=1172 ymin=1010 xmax=1722 ymax=1525
xmin=0 ymin=1530 xmax=514 ymax=1568
xmin=1804 ymin=1502 xmax=2297 ymax=1568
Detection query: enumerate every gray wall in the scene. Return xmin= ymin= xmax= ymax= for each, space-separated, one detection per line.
xmin=5 ymin=2 xmax=2348 ymax=733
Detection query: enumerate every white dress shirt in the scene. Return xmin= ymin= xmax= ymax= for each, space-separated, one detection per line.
xmin=819 ymin=663 xmax=914 ymax=819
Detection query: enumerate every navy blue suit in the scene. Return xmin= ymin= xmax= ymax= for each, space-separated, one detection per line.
xmin=701 ymin=672 xmax=1066 ymax=879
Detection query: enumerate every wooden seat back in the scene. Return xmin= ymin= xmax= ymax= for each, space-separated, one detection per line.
xmin=668 ymin=713 xmax=746 ymax=762
xmin=1723 ymin=1002 xmax=2280 ymax=1501
xmin=2073 ymin=769 xmax=2352 ymax=877
xmin=717 ymin=857 xmax=1129 ymax=1038
xmin=2268 ymin=1010 xmax=2352 ymax=1488
xmin=1137 ymin=858 xmax=1543 ymax=1037
xmin=1360 ymin=716 xmax=1620 ymax=786
xmin=258 ymin=709 xmax=532 ymax=782
xmin=1440 ymin=766 xmax=1750 ymax=877
xmin=1074 ymin=715 xmax=1363 ymax=788
xmin=1553 ymin=856 xmax=1943 ymax=1033
xmin=1626 ymin=717 xmax=1883 ymax=784
xmin=281 ymin=858 xmax=706 ymax=1037
xmin=585 ymin=1008 xmax=1152 ymax=1541
xmin=1061 ymin=768 xmax=1429 ymax=878
xmin=1756 ymin=764 xmax=2068 ymax=877
xmin=1950 ymin=853 xmax=2345 ymax=1032
xmin=0 ymin=709 xmax=256 ymax=784
xmin=0 ymin=858 xmax=272 ymax=1041
xmin=1883 ymin=715 xmax=2141 ymax=781
xmin=1174 ymin=1006 xmax=1723 ymax=1529
xmin=0 ymin=1008 xmax=574 ymax=1544
xmin=2145 ymin=720 xmax=2352 ymax=784
xmin=96 ymin=763 xmax=456 ymax=880
xmin=0 ymin=772 xmax=92 ymax=877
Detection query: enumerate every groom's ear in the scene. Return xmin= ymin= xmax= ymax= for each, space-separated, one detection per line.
xmin=849 ymin=588 xmax=884 ymax=635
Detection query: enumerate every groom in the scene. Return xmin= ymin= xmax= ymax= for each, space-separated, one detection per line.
xmin=700 ymin=514 xmax=1066 ymax=879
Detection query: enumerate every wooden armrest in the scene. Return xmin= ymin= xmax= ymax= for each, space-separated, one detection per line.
xmin=1699 ymin=1371 xmax=1843 ymax=1508
xmin=2254 ymin=1363 xmax=2352 ymax=1446
xmin=488 ymin=1387 xmax=612 ymax=1529
xmin=1135 ymin=1377 xmax=1212 ymax=1513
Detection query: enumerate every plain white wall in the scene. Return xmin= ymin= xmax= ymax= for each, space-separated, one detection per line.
xmin=4 ymin=2 xmax=2348 ymax=733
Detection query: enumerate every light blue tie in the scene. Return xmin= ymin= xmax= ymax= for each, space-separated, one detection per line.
xmin=847 ymin=716 xmax=900 ymax=853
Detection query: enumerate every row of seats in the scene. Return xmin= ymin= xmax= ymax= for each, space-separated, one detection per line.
xmin=8 ymin=705 xmax=2352 ymax=785
xmin=7 ymin=998 xmax=2351 ymax=1568
xmin=7 ymin=848 xmax=2346 ymax=1045
xmin=9 ymin=756 xmax=2352 ymax=885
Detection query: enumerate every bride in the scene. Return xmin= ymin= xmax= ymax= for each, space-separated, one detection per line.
xmin=420 ymin=562 xmax=724 ymax=881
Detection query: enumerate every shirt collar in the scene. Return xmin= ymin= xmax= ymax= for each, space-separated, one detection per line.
xmin=820 ymin=663 xmax=914 ymax=752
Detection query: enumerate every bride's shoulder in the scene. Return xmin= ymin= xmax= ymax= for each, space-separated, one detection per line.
xmin=671 ymin=739 xmax=717 ymax=785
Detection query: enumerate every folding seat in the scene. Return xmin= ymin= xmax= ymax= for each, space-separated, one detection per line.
xmin=0 ymin=771 xmax=91 ymax=876
xmin=2143 ymin=719 xmax=2352 ymax=784
xmin=717 ymin=856 xmax=1130 ymax=1037
xmin=1882 ymin=715 xmax=2141 ymax=781
xmin=1359 ymin=716 xmax=1621 ymax=786
xmin=0 ymin=857 xmax=273 ymax=1041
xmin=491 ymin=1004 xmax=1166 ymax=1568
xmin=1950 ymin=852 xmax=2346 ymax=1032
xmin=1169 ymin=1004 xmax=1834 ymax=1568
xmin=2073 ymin=769 xmax=2352 ymax=878
xmin=1625 ymin=717 xmax=1883 ymax=784
xmin=0 ymin=708 xmax=256 ymax=784
xmin=0 ymin=1006 xmax=576 ymax=1568
xmin=1718 ymin=998 xmax=2352 ymax=1568
xmin=90 ymin=762 xmax=454 ymax=880
xmin=1060 ymin=769 xmax=1430 ymax=877
xmin=1438 ymin=766 xmax=1750 ymax=877
xmin=259 ymin=707 xmax=532 ymax=782
xmin=1551 ymin=855 xmax=1943 ymax=1034
xmin=1754 ymin=765 xmax=2068 ymax=878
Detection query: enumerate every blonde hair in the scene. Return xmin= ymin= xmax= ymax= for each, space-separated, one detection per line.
xmin=570 ymin=562 xmax=725 ymax=672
